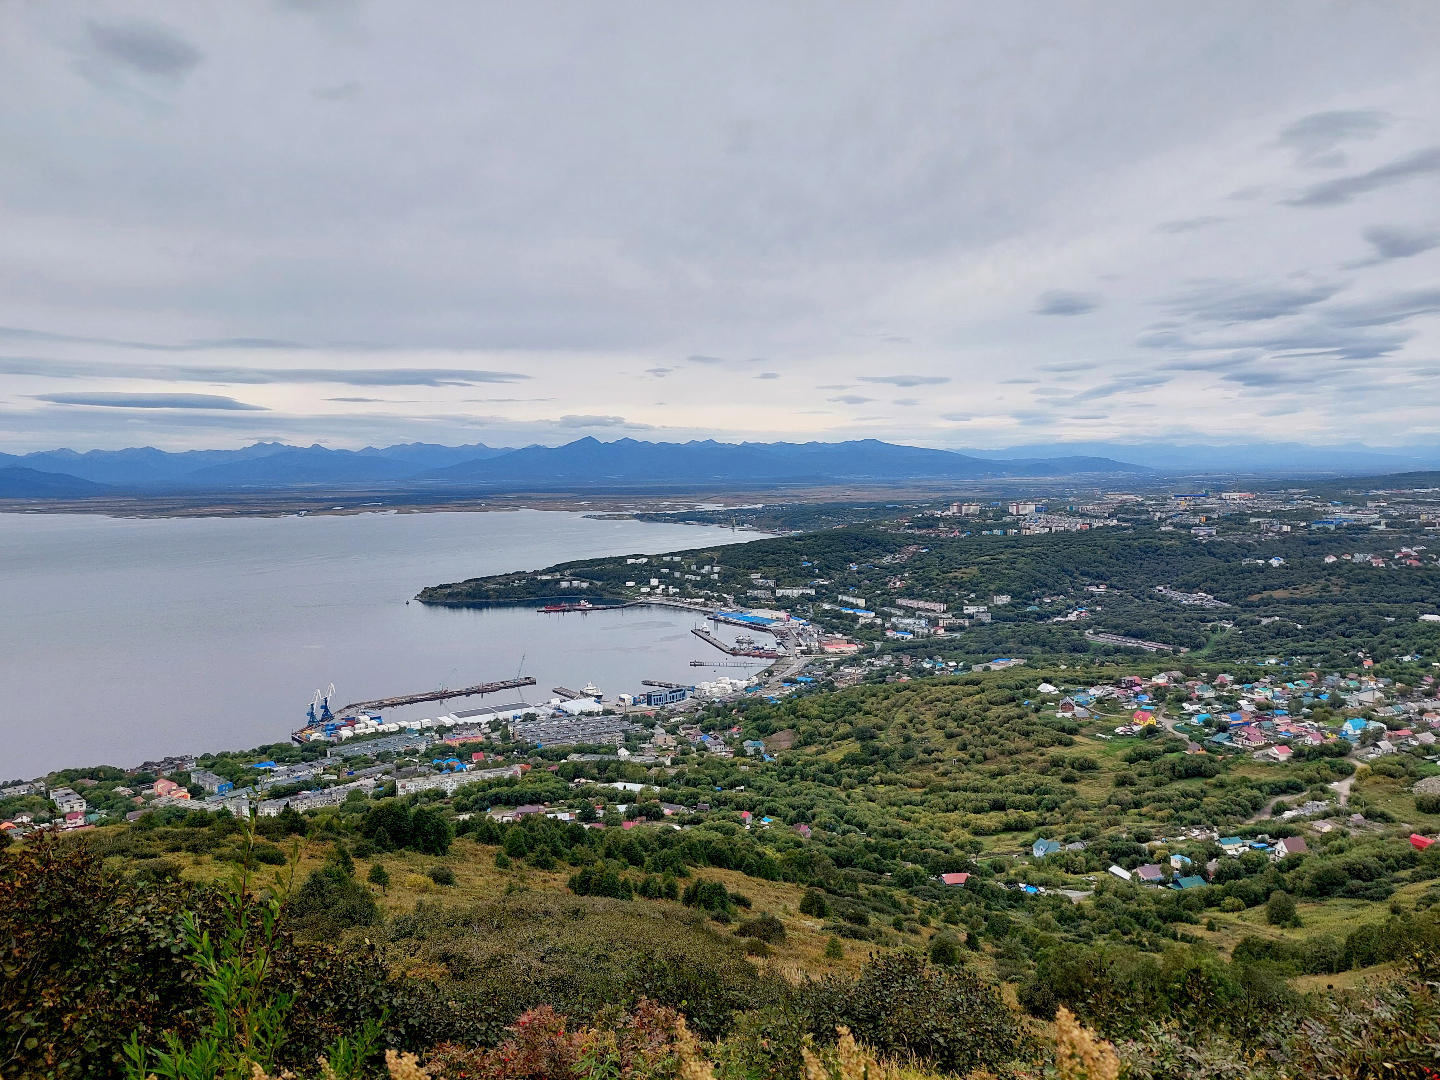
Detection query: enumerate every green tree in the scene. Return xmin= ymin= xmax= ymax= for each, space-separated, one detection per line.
xmin=366 ymin=862 xmax=389 ymax=893
xmin=1266 ymin=890 xmax=1298 ymax=927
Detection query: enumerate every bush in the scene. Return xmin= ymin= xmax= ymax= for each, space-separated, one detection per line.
xmin=429 ymin=865 xmax=457 ymax=886
xmin=735 ymin=912 xmax=786 ymax=944
xmin=929 ymin=934 xmax=962 ymax=966
xmin=682 ymin=878 xmax=733 ymax=911
xmin=824 ymin=936 xmax=844 ymax=960
xmin=798 ymin=953 xmax=1025 ymax=1074
xmin=385 ymin=893 xmax=769 ymax=1039
xmin=287 ymin=864 xmax=381 ymax=938
xmin=1416 ymin=793 xmax=1440 ymax=815
xmin=799 ymin=889 xmax=830 ymax=918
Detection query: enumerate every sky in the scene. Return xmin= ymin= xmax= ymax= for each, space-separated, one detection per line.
xmin=1 ymin=1 xmax=1439 ymax=454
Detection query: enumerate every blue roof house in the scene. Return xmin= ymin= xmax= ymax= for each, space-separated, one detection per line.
xmin=1033 ymin=838 xmax=1062 ymax=858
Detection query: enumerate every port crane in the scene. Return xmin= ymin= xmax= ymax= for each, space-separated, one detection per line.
xmin=305 ymin=684 xmax=336 ymax=724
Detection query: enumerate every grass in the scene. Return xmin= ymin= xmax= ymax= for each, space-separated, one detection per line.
xmin=152 ymin=832 xmax=876 ymax=983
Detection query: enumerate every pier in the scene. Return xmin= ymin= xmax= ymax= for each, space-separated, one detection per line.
xmin=690 ymin=627 xmax=782 ymax=658
xmin=336 ymin=677 xmax=537 ymax=714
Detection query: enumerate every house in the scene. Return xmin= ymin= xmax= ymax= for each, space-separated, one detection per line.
xmin=1271 ymin=836 xmax=1309 ymax=860
xmin=1170 ymin=853 xmax=1192 ymax=871
xmin=1268 ymin=745 xmax=1293 ymax=762
xmin=48 ymin=787 xmax=87 ymax=814
xmin=191 ymin=769 xmax=232 ymax=794
xmin=792 ymin=823 xmax=812 ymax=838
xmin=1134 ymin=864 xmax=1165 ymax=884
xmin=1169 ymin=876 xmax=1207 ymax=890
xmin=939 ymin=872 xmax=970 ymax=886
xmin=1412 ymin=834 xmax=1435 ymax=851
xmin=1032 ymin=838 xmax=1062 ymax=858
xmin=1107 ymin=865 xmax=1133 ymax=881
xmin=1218 ymin=836 xmax=1246 ymax=856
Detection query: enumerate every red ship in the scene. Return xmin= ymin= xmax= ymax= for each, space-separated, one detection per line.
xmin=540 ymin=600 xmax=596 ymax=613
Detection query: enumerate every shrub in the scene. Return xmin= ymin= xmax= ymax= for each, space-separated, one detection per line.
xmin=384 ymin=893 xmax=768 ymax=1039
xmin=929 ymin=934 xmax=962 ymax=967
xmin=799 ymin=889 xmax=830 ymax=918
xmin=287 ymin=864 xmax=380 ymax=938
xmin=429 ymin=865 xmax=457 ymax=886
xmin=735 ymin=912 xmax=786 ymax=944
xmin=682 ymin=878 xmax=732 ymax=911
xmin=428 ymin=1000 xmax=693 ymax=1080
xmin=253 ymin=842 xmax=288 ymax=866
xmin=798 ymin=952 xmax=1025 ymax=1074
xmin=1415 ymin=793 xmax=1440 ymax=815
xmin=824 ymin=936 xmax=844 ymax=960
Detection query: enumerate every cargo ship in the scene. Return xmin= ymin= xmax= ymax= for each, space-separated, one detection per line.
xmin=540 ymin=600 xmax=597 ymax=613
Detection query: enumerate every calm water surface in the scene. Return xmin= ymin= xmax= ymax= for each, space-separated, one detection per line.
xmin=0 ymin=510 xmax=773 ymax=778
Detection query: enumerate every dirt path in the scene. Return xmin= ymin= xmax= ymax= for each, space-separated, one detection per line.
xmin=1330 ymin=774 xmax=1355 ymax=807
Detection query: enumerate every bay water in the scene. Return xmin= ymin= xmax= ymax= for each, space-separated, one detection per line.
xmin=0 ymin=510 xmax=773 ymax=779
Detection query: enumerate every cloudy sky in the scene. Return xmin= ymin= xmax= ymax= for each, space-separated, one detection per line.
xmin=2 ymin=1 xmax=1439 ymax=452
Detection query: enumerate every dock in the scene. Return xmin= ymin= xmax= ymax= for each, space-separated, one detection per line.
xmin=335 ymin=677 xmax=537 ymax=714
xmin=690 ymin=627 xmax=782 ymax=659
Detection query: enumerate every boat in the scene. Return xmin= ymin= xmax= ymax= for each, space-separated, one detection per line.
xmin=541 ymin=600 xmax=595 ymax=613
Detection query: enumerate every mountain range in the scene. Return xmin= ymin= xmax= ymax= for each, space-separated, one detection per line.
xmin=0 ymin=437 xmax=1146 ymax=497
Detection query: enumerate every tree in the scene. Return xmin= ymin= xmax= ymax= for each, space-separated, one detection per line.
xmin=1266 ymin=890 xmax=1298 ymax=927
xmin=366 ymin=863 xmax=389 ymax=893
xmin=824 ymin=936 xmax=844 ymax=960
xmin=410 ymin=805 xmax=454 ymax=856
xmin=799 ymin=889 xmax=830 ymax=918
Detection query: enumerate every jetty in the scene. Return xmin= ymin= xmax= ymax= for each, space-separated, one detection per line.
xmin=336 ymin=677 xmax=537 ymax=714
xmin=690 ymin=627 xmax=782 ymax=659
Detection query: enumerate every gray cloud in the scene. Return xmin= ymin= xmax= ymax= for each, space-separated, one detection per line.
xmin=828 ymin=395 xmax=876 ymax=405
xmin=892 ymin=397 xmax=919 ymax=406
xmin=37 ymin=392 xmax=267 ymax=410
xmin=88 ymin=19 xmax=203 ymax=77
xmin=1002 ymin=377 xmax=1040 ymax=384
xmin=1163 ymin=279 xmax=1342 ymax=322
xmin=855 ymin=375 xmax=950 ymax=387
xmin=556 ymin=414 xmax=645 ymax=428
xmin=0 ymin=326 xmax=307 ymax=351
xmin=1286 ymin=147 xmax=1440 ymax=207
xmin=1035 ymin=290 xmax=1101 ymax=316
xmin=1362 ymin=225 xmax=1440 ymax=260
xmin=754 ymin=372 xmax=780 ymax=379
xmin=1155 ymin=216 xmax=1226 ymax=233
xmin=1065 ymin=373 xmax=1173 ymax=403
xmin=1326 ymin=287 xmax=1440 ymax=328
xmin=686 ymin=355 xmax=724 ymax=365
xmin=314 ymin=82 xmax=363 ymax=100
xmin=1277 ymin=109 xmax=1388 ymax=167
xmin=1036 ymin=360 xmax=1101 ymax=373
xmin=644 ymin=367 xmax=673 ymax=377
xmin=0 ymin=357 xmax=526 ymax=386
